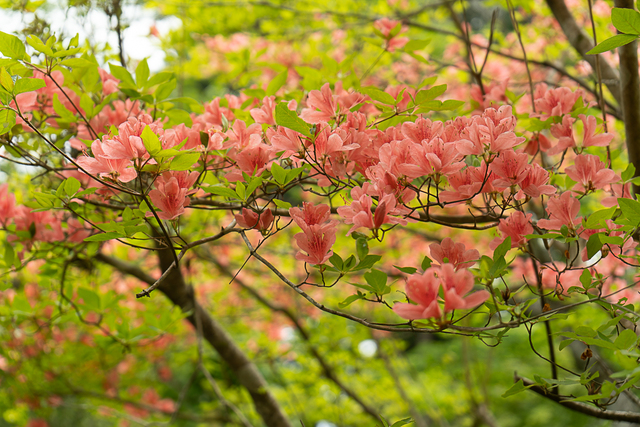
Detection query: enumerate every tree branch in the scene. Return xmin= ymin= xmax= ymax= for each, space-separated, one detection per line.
xmin=544 ymin=0 xmax=621 ymax=104
xmin=95 ymin=252 xmax=293 ymax=427
xmin=517 ymin=376 xmax=640 ymax=423
xmin=613 ymin=0 xmax=640 ymax=182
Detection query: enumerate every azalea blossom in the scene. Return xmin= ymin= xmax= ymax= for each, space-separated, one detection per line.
xmin=537 ymin=192 xmax=582 ymax=231
xmin=393 ymin=264 xmax=489 ymax=320
xmin=565 ymin=154 xmax=619 ymax=193
xmin=490 ymin=211 xmax=534 ymax=250
xmin=234 ymin=208 xmax=274 ymax=232
xmin=429 ymin=238 xmax=479 ymax=270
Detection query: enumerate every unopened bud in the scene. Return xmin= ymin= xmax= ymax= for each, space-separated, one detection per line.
xmin=581 ymin=348 xmax=593 ymax=360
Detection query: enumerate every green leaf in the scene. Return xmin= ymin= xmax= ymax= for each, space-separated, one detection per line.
xmin=273 ymin=199 xmax=291 ymax=209
xmin=84 ymin=231 xmax=125 ymax=242
xmin=170 ymin=152 xmax=200 ymax=171
xmin=266 ymin=69 xmax=288 ymax=96
xmin=353 ymin=254 xmax=382 ymax=271
xmin=615 ymin=329 xmax=638 ymax=350
xmin=155 ymin=78 xmax=177 ymax=101
xmin=207 ymin=186 xmax=239 ymax=199
xmin=579 ymin=269 xmax=592 ymax=289
xmin=359 ymin=86 xmax=397 ymax=105
xmin=77 ymin=287 xmax=101 ymax=310
xmin=502 ymin=379 xmax=533 ymax=398
xmin=585 ymin=207 xmax=616 ymax=229
xmin=53 ymin=94 xmax=74 ymax=121
xmin=0 ymin=67 xmax=13 ymax=91
xmin=109 ymin=63 xmax=135 ymax=87
xmin=141 ymin=125 xmax=161 ymax=156
xmin=421 ymin=256 xmax=432 ymax=270
xmin=403 ymin=39 xmax=430 ymax=51
xmin=275 ymin=103 xmax=312 ymax=137
xmin=26 ymin=34 xmax=53 ymax=55
xmin=0 ymin=31 xmax=26 ymax=59
xmin=394 ymin=265 xmax=418 ymax=274
xmin=493 ymin=236 xmax=512 ymax=261
xmin=356 ymin=237 xmax=369 ymax=260
xmin=135 ymin=58 xmax=150 ymax=87
xmin=586 ymin=34 xmax=638 ymax=54
xmin=0 ymin=109 xmax=15 ymax=135
xmin=364 ymin=269 xmax=387 ymax=294
xmin=622 ymin=163 xmax=636 ymax=182
xmin=390 ymin=418 xmax=413 ymax=427
xmin=618 ymin=198 xmax=640 ymax=226
xmin=144 ymin=71 xmax=173 ymax=90
xmin=415 ymin=84 xmax=447 ymax=104
xmin=3 ymin=242 xmax=14 ymax=268
xmin=559 ymin=339 xmax=575 ymax=351
xmin=329 ymin=252 xmax=344 ymax=270
xmin=612 ymin=8 xmax=640 ymax=35
xmin=576 ymin=326 xmax=597 ymax=338
xmin=245 ymin=176 xmax=263 ymax=197
xmin=440 ymin=99 xmax=465 ymax=110
xmin=339 ymin=292 xmax=365 ymax=308
xmin=271 ymin=162 xmax=287 ymax=185
xmin=64 ymin=177 xmax=81 ymax=196
xmin=587 ymin=233 xmax=604 ymax=259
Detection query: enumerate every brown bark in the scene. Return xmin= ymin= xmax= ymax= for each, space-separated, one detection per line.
xmin=545 ymin=0 xmax=621 ymax=104
xmin=614 ymin=0 xmax=640 ymax=181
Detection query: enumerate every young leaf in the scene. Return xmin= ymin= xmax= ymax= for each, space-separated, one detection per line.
xmin=501 ymin=379 xmax=533 ymax=398
xmin=0 ymin=31 xmax=26 ymax=59
xmin=170 ymin=153 xmax=200 ymax=171
xmin=135 ymin=58 xmax=150 ymax=87
xmin=618 ymin=198 xmax=640 ymax=226
xmin=586 ymin=34 xmax=638 ymax=55
xmin=266 ymin=69 xmax=287 ymax=96
xmin=275 ymin=103 xmax=312 ymax=137
xmin=612 ymin=8 xmax=640 ymax=35
xmin=141 ymin=125 xmax=161 ymax=156
xmin=359 ymin=86 xmax=397 ymax=105
xmin=64 ymin=177 xmax=81 ymax=196
xmin=84 ymin=231 xmax=125 ymax=242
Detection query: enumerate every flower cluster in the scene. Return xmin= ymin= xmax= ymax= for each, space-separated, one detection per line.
xmin=393 ymin=239 xmax=489 ymax=320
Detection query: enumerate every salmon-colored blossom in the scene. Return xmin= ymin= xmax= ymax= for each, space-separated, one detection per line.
xmin=537 ymin=192 xmax=582 ymax=231
xmin=490 ymin=211 xmax=534 ymax=250
xmin=565 ymin=154 xmax=619 ymax=193
xmin=429 ymin=238 xmax=479 ymax=270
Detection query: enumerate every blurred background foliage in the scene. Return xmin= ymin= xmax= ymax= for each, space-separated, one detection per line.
xmin=0 ymin=0 xmax=629 ymax=426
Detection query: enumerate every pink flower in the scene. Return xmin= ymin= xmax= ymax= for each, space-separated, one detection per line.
xmin=250 ymin=96 xmax=277 ymax=125
xmin=440 ymin=264 xmax=490 ymax=313
xmin=602 ymin=183 xmax=632 ymax=208
xmin=537 ymin=192 xmax=583 ymax=231
xmin=148 ymin=175 xmax=191 ymax=220
xmin=548 ymin=115 xmax=576 ymax=155
xmin=0 ymin=184 xmax=16 ymax=226
xmin=534 ymin=83 xmax=582 ymax=120
xmin=373 ymin=18 xmax=409 ymax=52
xmin=490 ymin=211 xmax=534 ymax=250
xmin=393 ymin=268 xmax=442 ymax=320
xmin=234 ymin=208 xmax=274 ymax=232
xmin=393 ymin=264 xmax=489 ymax=320
xmin=518 ymin=163 xmax=556 ymax=198
xmin=565 ymin=154 xmax=619 ymax=193
xmin=289 ymin=202 xmax=332 ymax=232
xmin=490 ymin=150 xmax=529 ymax=191
xmin=429 ymin=238 xmax=479 ymax=270
xmin=300 ymin=83 xmax=337 ymax=124
xmin=337 ymin=186 xmax=405 ymax=235
xmin=294 ymin=223 xmax=337 ymax=265
xmin=579 ymin=114 xmax=613 ymax=148
xmin=76 ymin=140 xmax=137 ymax=183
